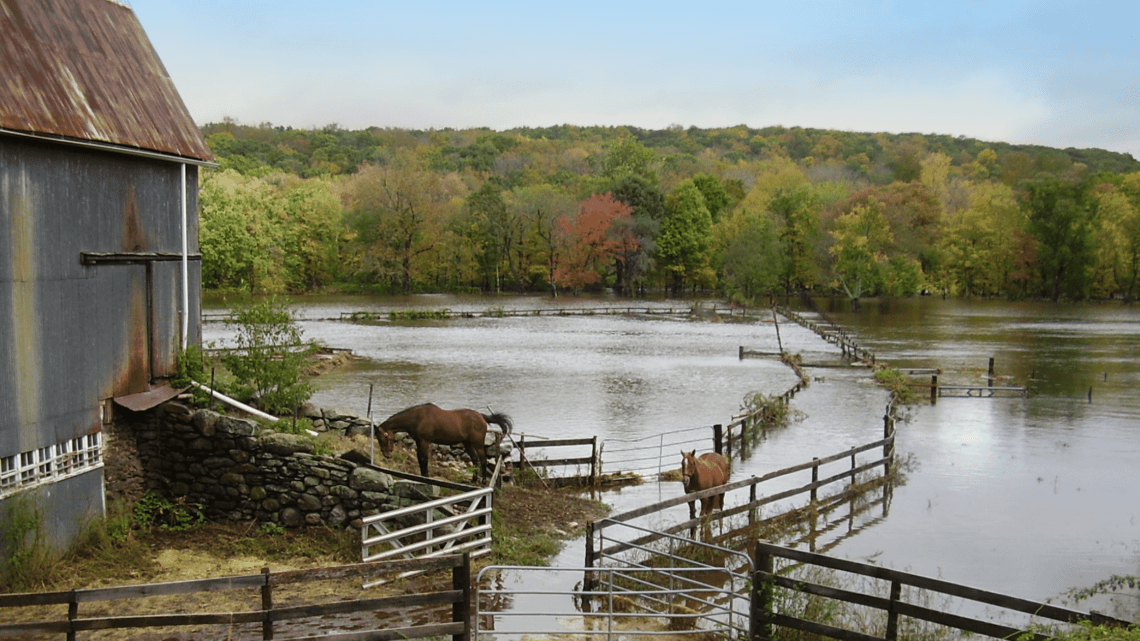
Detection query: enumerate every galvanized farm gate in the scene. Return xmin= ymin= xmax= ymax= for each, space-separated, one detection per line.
xmin=360 ymin=460 xmax=503 ymax=586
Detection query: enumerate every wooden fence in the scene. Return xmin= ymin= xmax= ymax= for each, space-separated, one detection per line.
xmin=513 ymin=434 xmax=598 ymax=485
xmin=0 ymin=554 xmax=471 ymax=641
xmin=752 ymin=541 xmax=1133 ymax=641
xmin=776 ymin=303 xmax=876 ymax=364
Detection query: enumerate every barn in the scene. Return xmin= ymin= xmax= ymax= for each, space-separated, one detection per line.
xmin=0 ymin=0 xmax=213 ymax=554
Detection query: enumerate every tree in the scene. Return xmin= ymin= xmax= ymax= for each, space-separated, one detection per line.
xmin=345 ymin=159 xmax=454 ymax=294
xmin=767 ymin=186 xmax=820 ymax=293
xmin=553 ymin=193 xmax=637 ymax=293
xmin=278 ymin=178 xmax=344 ymax=291
xmin=509 ymin=184 xmax=578 ymax=296
xmin=691 ymin=173 xmax=732 ymax=220
xmin=222 ymin=298 xmax=314 ymax=416
xmin=602 ymin=133 xmax=658 ymax=184
xmin=1089 ymin=185 xmax=1140 ymax=299
xmin=608 ymin=174 xmax=665 ymax=294
xmin=199 ymin=170 xmax=286 ymax=293
xmin=938 ymin=181 xmax=1026 ymax=296
xmin=1022 ymin=174 xmax=1098 ymax=301
xmin=721 ymin=213 xmax=782 ymax=301
xmin=829 ymin=200 xmax=893 ymax=303
xmin=465 ymin=178 xmax=523 ymax=292
xmin=657 ymin=180 xmax=714 ymax=295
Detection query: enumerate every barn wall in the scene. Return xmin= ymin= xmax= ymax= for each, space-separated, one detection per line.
xmin=0 ymin=134 xmax=201 ymax=544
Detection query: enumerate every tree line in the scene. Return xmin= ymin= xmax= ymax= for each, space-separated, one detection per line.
xmin=198 ymin=120 xmax=1140 ymax=303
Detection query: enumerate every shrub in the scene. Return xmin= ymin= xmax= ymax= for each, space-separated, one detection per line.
xmin=222 ymin=298 xmax=314 ymax=415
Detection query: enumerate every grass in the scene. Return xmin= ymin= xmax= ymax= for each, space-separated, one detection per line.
xmin=388 ymin=308 xmax=452 ymax=321
xmin=488 ymin=484 xmax=608 ymax=567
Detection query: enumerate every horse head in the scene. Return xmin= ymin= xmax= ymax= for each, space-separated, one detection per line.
xmin=376 ymin=427 xmax=395 ymax=457
xmin=680 ymin=450 xmax=698 ymax=489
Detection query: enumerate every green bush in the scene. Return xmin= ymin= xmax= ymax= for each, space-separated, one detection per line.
xmin=132 ymin=493 xmax=204 ymax=532
xmin=222 ymin=298 xmax=315 ymax=415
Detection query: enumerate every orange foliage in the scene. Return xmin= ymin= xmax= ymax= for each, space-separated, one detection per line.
xmin=553 ymin=193 xmax=638 ymax=291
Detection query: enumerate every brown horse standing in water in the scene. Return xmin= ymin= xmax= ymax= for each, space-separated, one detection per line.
xmin=375 ymin=403 xmax=512 ymax=480
xmin=681 ymin=450 xmax=730 ymax=520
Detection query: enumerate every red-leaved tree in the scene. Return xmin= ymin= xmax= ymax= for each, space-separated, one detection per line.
xmin=553 ymin=193 xmax=638 ymax=293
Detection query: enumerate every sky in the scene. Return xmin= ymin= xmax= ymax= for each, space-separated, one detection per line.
xmin=129 ymin=1 xmax=1139 ymax=158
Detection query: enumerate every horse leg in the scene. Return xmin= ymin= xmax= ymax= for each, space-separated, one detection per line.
xmin=463 ymin=441 xmax=487 ymax=483
xmin=415 ymin=440 xmax=431 ymax=477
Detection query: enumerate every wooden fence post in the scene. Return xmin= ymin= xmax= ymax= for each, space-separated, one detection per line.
xmin=67 ymin=589 xmax=77 ymax=641
xmin=810 ymin=458 xmax=819 ymax=503
xmin=885 ymin=579 xmax=902 ymax=641
xmin=714 ymin=424 xmax=723 ymax=455
xmin=749 ymin=484 xmax=758 ymax=526
xmin=261 ymin=566 xmax=273 ymax=640
xmin=583 ymin=521 xmax=596 ymax=603
xmin=988 ymin=357 xmax=995 ymax=388
xmin=931 ymin=374 xmax=938 ymax=403
xmin=883 ymin=414 xmax=893 ymax=477
xmin=453 ymin=553 xmax=471 ymax=641
xmin=589 ymin=436 xmax=598 ymax=486
xmin=752 ymin=544 xmax=774 ymax=641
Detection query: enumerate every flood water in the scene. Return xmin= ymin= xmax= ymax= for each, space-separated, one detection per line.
xmin=203 ymin=294 xmax=1140 ymax=622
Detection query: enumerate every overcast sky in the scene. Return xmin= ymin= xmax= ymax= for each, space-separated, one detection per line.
xmin=130 ymin=1 xmax=1139 ymax=158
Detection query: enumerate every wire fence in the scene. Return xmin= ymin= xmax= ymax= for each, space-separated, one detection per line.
xmin=598 ymin=425 xmax=718 ymax=479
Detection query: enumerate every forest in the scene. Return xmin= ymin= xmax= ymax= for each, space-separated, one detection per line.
xmin=197 ymin=120 xmax=1140 ymax=303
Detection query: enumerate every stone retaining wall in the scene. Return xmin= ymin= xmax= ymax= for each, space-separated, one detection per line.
xmin=124 ymin=402 xmax=421 ymax=529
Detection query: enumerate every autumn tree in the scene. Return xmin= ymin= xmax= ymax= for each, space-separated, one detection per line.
xmin=344 ymin=157 xmax=458 ymax=293
xmin=553 ymin=193 xmax=637 ymax=294
xmin=939 ymin=181 xmax=1027 ymax=296
xmin=829 ymin=200 xmax=894 ymax=304
xmin=509 ymin=184 xmax=578 ymax=296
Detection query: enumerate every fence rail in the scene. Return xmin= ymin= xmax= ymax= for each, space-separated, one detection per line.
xmin=0 ymin=555 xmax=471 ymax=641
xmin=513 ymin=434 xmax=598 ymax=484
xmin=752 ymin=541 xmax=1132 ymax=641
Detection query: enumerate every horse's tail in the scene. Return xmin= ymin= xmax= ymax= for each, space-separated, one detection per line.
xmin=483 ymin=412 xmax=512 ymax=435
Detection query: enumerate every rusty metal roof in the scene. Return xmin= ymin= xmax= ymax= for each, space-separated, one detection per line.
xmin=0 ymin=0 xmax=214 ymax=162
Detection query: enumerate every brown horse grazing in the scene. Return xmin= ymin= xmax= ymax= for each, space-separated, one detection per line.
xmin=375 ymin=403 xmax=512 ymax=480
xmin=681 ymin=450 xmax=730 ymax=520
